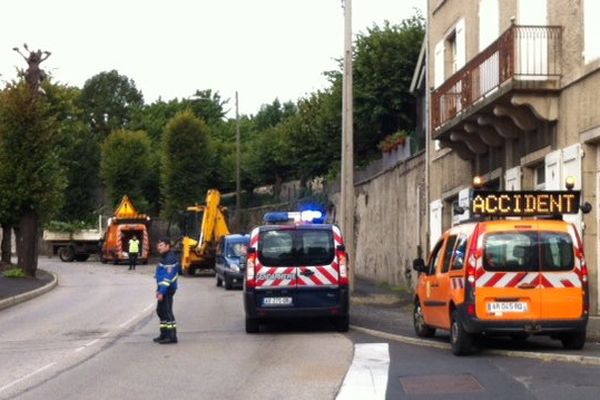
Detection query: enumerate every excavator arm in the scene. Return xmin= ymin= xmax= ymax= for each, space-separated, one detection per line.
xmin=195 ymin=189 xmax=230 ymax=254
xmin=181 ymin=189 xmax=231 ymax=275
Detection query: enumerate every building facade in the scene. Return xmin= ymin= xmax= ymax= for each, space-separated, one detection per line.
xmin=427 ymin=0 xmax=600 ymax=314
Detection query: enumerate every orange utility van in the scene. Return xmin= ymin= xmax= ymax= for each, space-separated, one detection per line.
xmin=413 ymin=185 xmax=590 ymax=355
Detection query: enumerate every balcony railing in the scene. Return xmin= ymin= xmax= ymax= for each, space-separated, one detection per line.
xmin=431 ymin=24 xmax=562 ymax=131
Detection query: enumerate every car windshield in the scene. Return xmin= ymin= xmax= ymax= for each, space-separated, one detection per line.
xmin=225 ymin=240 xmax=249 ymax=258
xmin=483 ymin=231 xmax=574 ymax=272
xmin=258 ymin=229 xmax=334 ymax=267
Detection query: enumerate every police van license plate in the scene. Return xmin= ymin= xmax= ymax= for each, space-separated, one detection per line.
xmin=487 ymin=302 xmax=527 ymax=313
xmin=263 ymin=297 xmax=292 ymax=306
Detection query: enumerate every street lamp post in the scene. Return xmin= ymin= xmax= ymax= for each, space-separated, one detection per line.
xmin=341 ymin=0 xmax=355 ymax=291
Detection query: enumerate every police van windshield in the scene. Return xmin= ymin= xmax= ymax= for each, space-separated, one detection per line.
xmin=483 ymin=232 xmax=574 ymax=272
xmin=258 ymin=229 xmax=334 ymax=266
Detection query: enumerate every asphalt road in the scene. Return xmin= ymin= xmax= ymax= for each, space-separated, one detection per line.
xmin=0 ymin=258 xmax=353 ymax=400
xmin=3 ymin=258 xmax=600 ymax=399
xmin=350 ymin=331 xmax=600 ymax=400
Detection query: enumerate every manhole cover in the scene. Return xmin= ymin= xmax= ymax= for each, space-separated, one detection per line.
xmin=399 ymin=374 xmax=484 ymax=395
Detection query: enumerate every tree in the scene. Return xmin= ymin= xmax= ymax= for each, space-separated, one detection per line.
xmin=48 ymin=85 xmax=100 ymax=223
xmin=253 ymin=99 xmax=297 ymax=131
xmin=353 ymin=15 xmax=425 ymax=161
xmin=100 ymin=130 xmax=152 ymax=212
xmin=78 ymin=70 xmax=144 ymax=137
xmin=0 ymin=81 xmax=67 ymax=276
xmin=161 ymin=110 xmax=212 ymax=223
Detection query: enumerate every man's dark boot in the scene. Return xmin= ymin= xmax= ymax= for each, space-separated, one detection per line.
xmin=153 ymin=328 xmax=166 ymax=343
xmin=158 ymin=328 xmax=177 ymax=344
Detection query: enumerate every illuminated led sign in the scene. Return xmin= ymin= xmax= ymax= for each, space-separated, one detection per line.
xmin=470 ymin=191 xmax=581 ymax=216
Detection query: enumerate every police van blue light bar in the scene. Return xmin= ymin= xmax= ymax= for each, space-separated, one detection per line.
xmin=263 ymin=210 xmax=324 ymax=224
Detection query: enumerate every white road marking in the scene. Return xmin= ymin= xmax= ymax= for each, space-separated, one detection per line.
xmin=0 ymin=362 xmax=56 ymax=393
xmin=84 ymin=338 xmax=100 ymax=347
xmin=119 ymin=302 xmax=155 ymax=328
xmin=336 ymin=343 xmax=389 ymax=400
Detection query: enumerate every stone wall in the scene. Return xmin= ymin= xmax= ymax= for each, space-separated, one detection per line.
xmin=331 ymin=152 xmax=427 ymax=289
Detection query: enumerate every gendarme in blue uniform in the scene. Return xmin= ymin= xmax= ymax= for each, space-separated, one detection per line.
xmin=154 ymin=249 xmax=179 ymax=344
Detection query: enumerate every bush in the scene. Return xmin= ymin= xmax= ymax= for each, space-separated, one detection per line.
xmin=3 ymin=267 xmax=25 ymax=278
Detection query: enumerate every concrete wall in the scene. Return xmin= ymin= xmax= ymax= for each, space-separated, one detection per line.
xmin=331 ymin=152 xmax=427 ymax=289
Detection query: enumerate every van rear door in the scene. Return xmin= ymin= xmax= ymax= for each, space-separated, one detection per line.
xmin=538 ymin=228 xmax=583 ymax=319
xmin=475 ymin=223 xmax=542 ymax=321
xmin=256 ymin=229 xmax=298 ymax=295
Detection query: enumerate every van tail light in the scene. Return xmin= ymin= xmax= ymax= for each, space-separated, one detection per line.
xmin=337 ymin=250 xmax=349 ymax=286
xmin=570 ymin=225 xmax=589 ymax=315
xmin=466 ymin=224 xmax=482 ymax=288
xmin=465 ymin=224 xmax=483 ymax=316
xmin=246 ymin=252 xmax=257 ymax=289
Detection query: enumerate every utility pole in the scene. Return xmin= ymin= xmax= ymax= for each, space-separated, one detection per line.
xmin=341 ymin=0 xmax=355 ymax=291
xmin=235 ymin=91 xmax=241 ymax=231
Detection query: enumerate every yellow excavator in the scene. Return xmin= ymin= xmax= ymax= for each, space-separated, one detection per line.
xmin=179 ymin=189 xmax=230 ymax=275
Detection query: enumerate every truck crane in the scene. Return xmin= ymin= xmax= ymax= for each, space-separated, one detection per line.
xmin=180 ymin=189 xmax=230 ymax=275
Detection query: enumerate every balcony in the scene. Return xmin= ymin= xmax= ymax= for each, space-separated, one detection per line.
xmin=431 ymin=24 xmax=562 ymax=159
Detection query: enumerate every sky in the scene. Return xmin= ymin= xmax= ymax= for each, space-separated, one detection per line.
xmin=0 ymin=0 xmax=424 ymax=118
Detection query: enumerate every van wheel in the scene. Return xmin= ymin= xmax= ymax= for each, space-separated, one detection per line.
xmin=245 ymin=317 xmax=259 ymax=333
xmin=450 ymin=310 xmax=473 ymax=356
xmin=560 ymin=331 xmax=586 ymax=350
xmin=59 ymin=246 xmax=75 ymax=262
xmin=216 ymin=275 xmax=223 ymax=287
xmin=334 ymin=315 xmax=349 ymax=332
xmin=413 ymin=301 xmax=436 ymax=337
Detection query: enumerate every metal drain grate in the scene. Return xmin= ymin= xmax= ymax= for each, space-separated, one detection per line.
xmin=399 ymin=374 xmax=485 ymax=395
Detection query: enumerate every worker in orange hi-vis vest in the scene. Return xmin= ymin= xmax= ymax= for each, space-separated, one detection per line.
xmin=128 ymin=235 xmax=140 ymax=270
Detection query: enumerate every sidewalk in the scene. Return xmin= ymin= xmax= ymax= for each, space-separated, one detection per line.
xmin=0 ymin=266 xmax=56 ymax=310
xmin=350 ymin=276 xmax=600 ymax=344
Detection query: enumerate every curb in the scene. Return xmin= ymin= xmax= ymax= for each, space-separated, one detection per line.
xmin=0 ymin=270 xmax=58 ymax=311
xmin=350 ymin=325 xmax=600 ymax=366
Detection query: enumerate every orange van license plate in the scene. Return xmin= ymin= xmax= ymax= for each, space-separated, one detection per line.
xmin=263 ymin=297 xmax=293 ymax=306
xmin=486 ymin=302 xmax=527 ymax=313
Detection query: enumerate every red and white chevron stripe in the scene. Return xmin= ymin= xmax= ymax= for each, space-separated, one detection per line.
xmin=475 ymin=271 xmax=582 ymax=288
xmin=297 ymin=264 xmax=339 ymax=287
xmin=451 ymin=277 xmax=465 ymax=289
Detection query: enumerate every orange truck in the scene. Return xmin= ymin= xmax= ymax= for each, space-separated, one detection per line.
xmin=100 ymin=195 xmax=151 ymax=265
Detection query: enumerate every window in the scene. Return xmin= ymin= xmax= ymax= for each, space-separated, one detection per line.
xmin=483 ymin=232 xmax=538 ymax=272
xmin=482 ymin=231 xmax=574 ymax=272
xmin=441 ymin=235 xmax=458 ymax=273
xmin=540 ymin=232 xmax=574 ymax=272
xmin=451 ymin=235 xmax=468 ymax=270
xmin=584 ymin=0 xmax=600 ymax=62
xmin=428 ymin=240 xmax=444 ymax=275
xmin=535 ymin=164 xmax=545 ymax=190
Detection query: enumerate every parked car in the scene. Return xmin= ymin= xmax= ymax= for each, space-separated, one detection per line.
xmin=215 ymin=234 xmax=250 ymax=290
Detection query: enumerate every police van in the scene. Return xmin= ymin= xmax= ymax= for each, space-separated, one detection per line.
xmin=413 ymin=177 xmax=590 ymax=355
xmin=243 ymin=210 xmax=350 ymax=333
